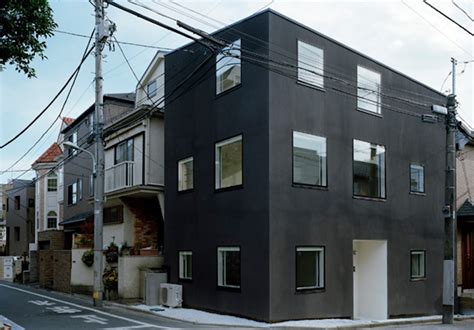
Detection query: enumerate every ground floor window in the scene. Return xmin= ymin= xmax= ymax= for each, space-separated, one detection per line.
xmin=410 ymin=250 xmax=426 ymax=279
xmin=179 ymin=251 xmax=193 ymax=280
xmin=296 ymin=246 xmax=325 ymax=290
xmin=217 ymin=246 xmax=240 ymax=288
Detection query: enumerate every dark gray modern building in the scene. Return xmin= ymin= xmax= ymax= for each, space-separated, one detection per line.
xmin=61 ymin=93 xmax=134 ymax=236
xmin=164 ymin=10 xmax=447 ymax=322
xmin=5 ymin=179 xmax=35 ymax=257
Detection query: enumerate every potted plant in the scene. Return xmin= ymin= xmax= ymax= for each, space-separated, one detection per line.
xmin=120 ymin=242 xmax=130 ymax=256
xmin=105 ymin=242 xmax=119 ymax=263
xmin=103 ymin=266 xmax=118 ymax=300
xmin=81 ymin=249 xmax=94 ymax=267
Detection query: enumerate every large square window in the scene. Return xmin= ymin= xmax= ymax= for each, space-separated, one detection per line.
xmin=216 ymin=39 xmax=241 ymax=94
xmin=179 ymin=251 xmax=193 ymax=280
xmin=410 ymin=164 xmax=425 ymax=194
xmin=357 ymin=66 xmax=381 ymax=114
xmin=178 ymin=157 xmax=194 ymax=191
xmin=115 ymin=139 xmax=134 ymax=165
xmin=215 ymin=135 xmax=242 ymax=189
xmin=296 ymin=247 xmax=325 ymax=290
xmin=410 ymin=250 xmax=426 ymax=279
xmin=293 ymin=131 xmax=327 ymax=187
xmin=297 ymin=41 xmax=324 ymax=88
xmin=353 ymin=139 xmax=386 ymax=199
xmin=217 ymin=247 xmax=240 ymax=288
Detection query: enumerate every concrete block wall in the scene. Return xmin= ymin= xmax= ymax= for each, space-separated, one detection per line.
xmin=29 ymin=250 xmax=38 ymax=283
xmin=53 ymin=250 xmax=71 ymax=293
xmin=118 ymin=256 xmax=164 ymax=299
xmin=38 ymin=250 xmax=54 ymax=288
xmin=38 ymin=230 xmax=65 ymax=250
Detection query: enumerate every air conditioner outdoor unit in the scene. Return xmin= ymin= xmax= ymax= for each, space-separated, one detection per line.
xmin=160 ymin=283 xmax=182 ymax=308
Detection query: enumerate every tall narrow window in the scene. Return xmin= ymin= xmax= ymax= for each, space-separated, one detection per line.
xmin=217 ymin=247 xmax=241 ymax=288
xmin=115 ymin=139 xmax=134 ymax=164
xmin=215 ymin=135 xmax=242 ymax=189
xmin=357 ymin=66 xmax=381 ymax=114
xmin=68 ymin=131 xmax=77 ymax=156
xmin=47 ymin=211 xmax=57 ymax=229
xmin=14 ymin=227 xmax=20 ymax=241
xmin=297 ymin=41 xmax=324 ymax=88
xmin=68 ymin=182 xmax=77 ymax=205
xmin=47 ymin=173 xmax=57 ymax=192
xmin=14 ymin=196 xmax=20 ymax=210
xmin=293 ymin=131 xmax=327 ymax=187
xmin=179 ymin=251 xmax=193 ymax=280
xmin=78 ymin=178 xmax=83 ymax=201
xmin=296 ymin=247 xmax=325 ymax=290
xmin=147 ymin=80 xmax=157 ymax=98
xmin=216 ymin=39 xmax=241 ymax=94
xmin=353 ymin=139 xmax=386 ymax=199
xmin=410 ymin=251 xmax=426 ymax=279
xmin=178 ymin=157 xmax=194 ymax=191
xmin=410 ymin=164 xmax=425 ymax=194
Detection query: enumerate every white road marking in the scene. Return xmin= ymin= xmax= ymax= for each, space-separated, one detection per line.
xmin=0 ymin=284 xmax=165 ymax=328
xmin=102 ymin=326 xmax=151 ymax=329
xmin=46 ymin=306 xmax=82 ymax=314
xmin=28 ymin=300 xmax=55 ymax=306
xmin=71 ymin=314 xmax=108 ymax=325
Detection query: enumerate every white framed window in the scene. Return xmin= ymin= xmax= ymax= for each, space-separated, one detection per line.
xmin=178 ymin=157 xmax=194 ymax=191
xmin=68 ymin=182 xmax=77 ymax=205
xmin=296 ymin=246 xmax=325 ymax=290
xmin=297 ymin=40 xmax=324 ymax=88
xmin=47 ymin=172 xmax=58 ymax=192
xmin=179 ymin=251 xmax=193 ymax=280
xmin=357 ymin=66 xmax=381 ymax=114
xmin=293 ymin=131 xmax=327 ymax=187
xmin=410 ymin=164 xmax=425 ymax=194
xmin=147 ymin=80 xmax=157 ymax=98
xmin=410 ymin=250 xmax=426 ymax=279
xmin=115 ymin=139 xmax=134 ymax=165
xmin=215 ymin=135 xmax=242 ymax=189
xmin=216 ymin=39 xmax=241 ymax=95
xmin=68 ymin=131 xmax=77 ymax=156
xmin=353 ymin=139 xmax=386 ymax=199
xmin=47 ymin=211 xmax=57 ymax=229
xmin=217 ymin=247 xmax=240 ymax=288
xmin=78 ymin=178 xmax=82 ymax=201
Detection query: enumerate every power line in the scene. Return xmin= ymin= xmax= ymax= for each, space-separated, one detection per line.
xmin=451 ymin=0 xmax=474 ymax=21
xmin=423 ymin=0 xmax=474 ymax=36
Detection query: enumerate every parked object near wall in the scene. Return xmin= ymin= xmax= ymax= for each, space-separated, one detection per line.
xmin=0 ymin=256 xmax=14 ymax=281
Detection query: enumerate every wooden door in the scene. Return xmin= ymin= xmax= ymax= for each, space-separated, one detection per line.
xmin=462 ymin=225 xmax=474 ymax=289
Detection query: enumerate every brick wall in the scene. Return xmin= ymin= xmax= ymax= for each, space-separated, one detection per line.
xmin=122 ymin=198 xmax=162 ymax=249
xmin=29 ymin=250 xmax=38 ymax=283
xmin=38 ymin=230 xmax=65 ymax=250
xmin=38 ymin=250 xmax=54 ymax=288
xmin=53 ymin=250 xmax=71 ymax=293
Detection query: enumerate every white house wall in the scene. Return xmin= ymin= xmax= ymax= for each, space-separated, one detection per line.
xmin=146 ymin=117 xmax=164 ymax=186
xmin=135 ymin=56 xmax=165 ymax=109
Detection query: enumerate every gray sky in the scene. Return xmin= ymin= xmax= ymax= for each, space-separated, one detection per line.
xmin=0 ymin=0 xmax=472 ymax=183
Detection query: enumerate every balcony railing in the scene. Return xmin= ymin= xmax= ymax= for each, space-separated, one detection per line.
xmin=105 ymin=161 xmax=134 ymax=193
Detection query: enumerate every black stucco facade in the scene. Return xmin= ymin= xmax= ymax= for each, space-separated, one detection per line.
xmin=164 ymin=10 xmax=446 ymax=322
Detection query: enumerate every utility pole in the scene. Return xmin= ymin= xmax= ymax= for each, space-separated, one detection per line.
xmin=93 ymin=0 xmax=105 ymax=307
xmin=442 ymin=58 xmax=457 ymax=324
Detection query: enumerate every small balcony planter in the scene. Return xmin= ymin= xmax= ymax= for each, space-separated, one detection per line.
xmin=105 ymin=242 xmax=119 ymax=264
xmin=81 ymin=249 xmax=94 ymax=267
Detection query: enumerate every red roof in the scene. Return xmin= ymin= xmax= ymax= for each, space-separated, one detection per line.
xmin=34 ymin=143 xmax=62 ymax=164
xmin=62 ymin=117 xmax=75 ymax=125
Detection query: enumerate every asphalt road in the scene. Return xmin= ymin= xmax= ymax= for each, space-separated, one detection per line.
xmin=0 ymin=281 xmax=213 ymax=330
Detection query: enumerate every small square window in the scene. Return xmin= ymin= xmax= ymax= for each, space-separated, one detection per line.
xmin=217 ymin=247 xmax=240 ymax=289
xmin=293 ymin=131 xmax=327 ymax=187
xmin=410 ymin=164 xmax=425 ymax=194
xmin=178 ymin=157 xmax=194 ymax=192
xmin=410 ymin=250 xmax=426 ymax=279
xmin=216 ymin=39 xmax=241 ymax=94
xmin=297 ymin=40 xmax=324 ymax=88
xmin=296 ymin=246 xmax=325 ymax=290
xmin=215 ymin=135 xmax=242 ymax=190
xmin=357 ymin=66 xmax=381 ymax=114
xmin=179 ymin=251 xmax=192 ymax=280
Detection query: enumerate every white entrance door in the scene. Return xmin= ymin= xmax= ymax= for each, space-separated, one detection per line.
xmin=353 ymin=240 xmax=388 ymax=320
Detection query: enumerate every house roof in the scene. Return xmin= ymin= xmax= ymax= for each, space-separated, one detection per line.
xmin=33 ymin=143 xmax=62 ymax=164
xmin=60 ymin=211 xmax=94 ymax=226
xmin=458 ymin=199 xmax=474 ymax=217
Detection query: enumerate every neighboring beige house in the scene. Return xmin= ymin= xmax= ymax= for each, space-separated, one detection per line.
xmin=101 ymin=51 xmax=166 ymax=299
xmin=456 ymin=122 xmax=474 ymax=301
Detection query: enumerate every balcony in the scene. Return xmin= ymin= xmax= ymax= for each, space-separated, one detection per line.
xmin=105 ymin=161 xmax=134 ymax=193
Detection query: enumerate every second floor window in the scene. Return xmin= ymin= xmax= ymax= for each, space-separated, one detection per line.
xmin=68 ymin=131 xmax=77 ymax=156
xmin=410 ymin=164 xmax=425 ymax=194
xmin=47 ymin=211 xmax=57 ymax=229
xmin=297 ymin=40 xmax=324 ymax=88
xmin=78 ymin=178 xmax=83 ymax=201
xmin=215 ymin=135 xmax=242 ymax=190
xmin=178 ymin=157 xmax=194 ymax=191
xmin=357 ymin=66 xmax=381 ymax=114
xmin=147 ymin=79 xmax=157 ymax=98
xmin=293 ymin=131 xmax=327 ymax=187
xmin=353 ymin=139 xmax=386 ymax=199
xmin=216 ymin=39 xmax=241 ymax=95
xmin=68 ymin=182 xmax=77 ymax=205
xmin=47 ymin=173 xmax=57 ymax=192
xmin=115 ymin=139 xmax=134 ymax=165
xmin=14 ymin=196 xmax=20 ymax=210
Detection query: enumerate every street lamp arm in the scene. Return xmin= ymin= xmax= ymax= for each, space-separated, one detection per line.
xmin=62 ymin=141 xmax=97 ymax=176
